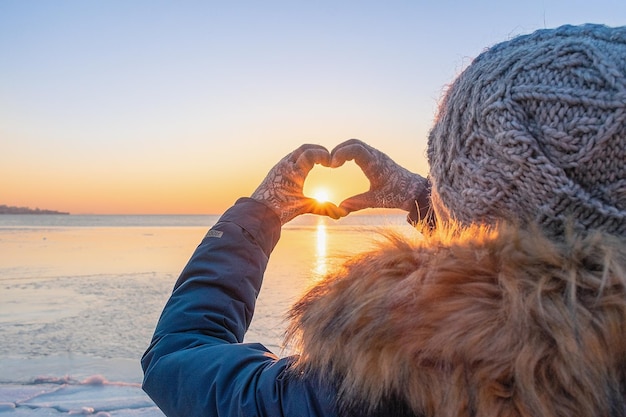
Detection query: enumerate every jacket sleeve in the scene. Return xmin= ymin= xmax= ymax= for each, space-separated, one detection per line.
xmin=141 ymin=198 xmax=336 ymax=417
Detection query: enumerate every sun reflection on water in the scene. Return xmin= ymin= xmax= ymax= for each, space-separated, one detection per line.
xmin=314 ymin=218 xmax=328 ymax=279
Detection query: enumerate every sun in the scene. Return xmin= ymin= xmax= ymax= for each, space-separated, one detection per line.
xmin=312 ymin=188 xmax=331 ymax=203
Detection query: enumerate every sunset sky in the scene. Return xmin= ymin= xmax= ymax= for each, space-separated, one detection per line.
xmin=2 ymin=1 xmax=625 ymax=214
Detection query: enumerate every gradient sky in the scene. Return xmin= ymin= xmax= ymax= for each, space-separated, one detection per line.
xmin=2 ymin=1 xmax=625 ymax=214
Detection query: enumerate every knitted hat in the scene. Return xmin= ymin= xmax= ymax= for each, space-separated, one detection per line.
xmin=427 ymin=24 xmax=626 ymax=235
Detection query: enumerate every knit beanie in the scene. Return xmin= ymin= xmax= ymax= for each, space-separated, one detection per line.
xmin=427 ymin=24 xmax=626 ymax=235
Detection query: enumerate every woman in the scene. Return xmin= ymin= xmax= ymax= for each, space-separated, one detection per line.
xmin=142 ymin=24 xmax=626 ymax=417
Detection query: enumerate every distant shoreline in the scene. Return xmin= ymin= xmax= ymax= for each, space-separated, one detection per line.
xmin=0 ymin=205 xmax=70 ymax=215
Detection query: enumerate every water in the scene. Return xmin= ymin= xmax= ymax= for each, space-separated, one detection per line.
xmin=0 ymin=212 xmax=413 ymax=415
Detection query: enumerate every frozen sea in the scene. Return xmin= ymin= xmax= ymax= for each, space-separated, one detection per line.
xmin=0 ymin=212 xmax=413 ymax=415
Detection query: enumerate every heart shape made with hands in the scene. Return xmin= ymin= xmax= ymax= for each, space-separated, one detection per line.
xmin=303 ymin=161 xmax=370 ymax=206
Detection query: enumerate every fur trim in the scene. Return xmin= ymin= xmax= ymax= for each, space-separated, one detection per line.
xmin=286 ymin=223 xmax=626 ymax=417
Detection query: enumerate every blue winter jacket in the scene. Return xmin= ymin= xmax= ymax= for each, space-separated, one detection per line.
xmin=141 ymin=198 xmax=338 ymax=417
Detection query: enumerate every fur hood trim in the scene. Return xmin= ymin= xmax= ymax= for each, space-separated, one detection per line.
xmin=286 ymin=224 xmax=626 ymax=417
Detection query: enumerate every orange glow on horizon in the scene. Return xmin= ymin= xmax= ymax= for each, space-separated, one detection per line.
xmin=2 ymin=176 xmax=249 ymax=215
xmin=3 ymin=154 xmax=374 ymax=215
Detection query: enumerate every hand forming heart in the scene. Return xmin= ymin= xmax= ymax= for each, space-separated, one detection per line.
xmin=250 ymin=144 xmax=346 ymax=224
xmin=251 ymin=139 xmax=428 ymax=224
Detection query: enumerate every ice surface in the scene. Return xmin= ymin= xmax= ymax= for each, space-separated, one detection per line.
xmin=0 ymin=384 xmax=60 ymax=405
xmin=21 ymin=383 xmax=153 ymax=411
xmin=0 ymin=407 xmax=63 ymax=416
xmin=0 ymin=377 xmax=164 ymax=416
